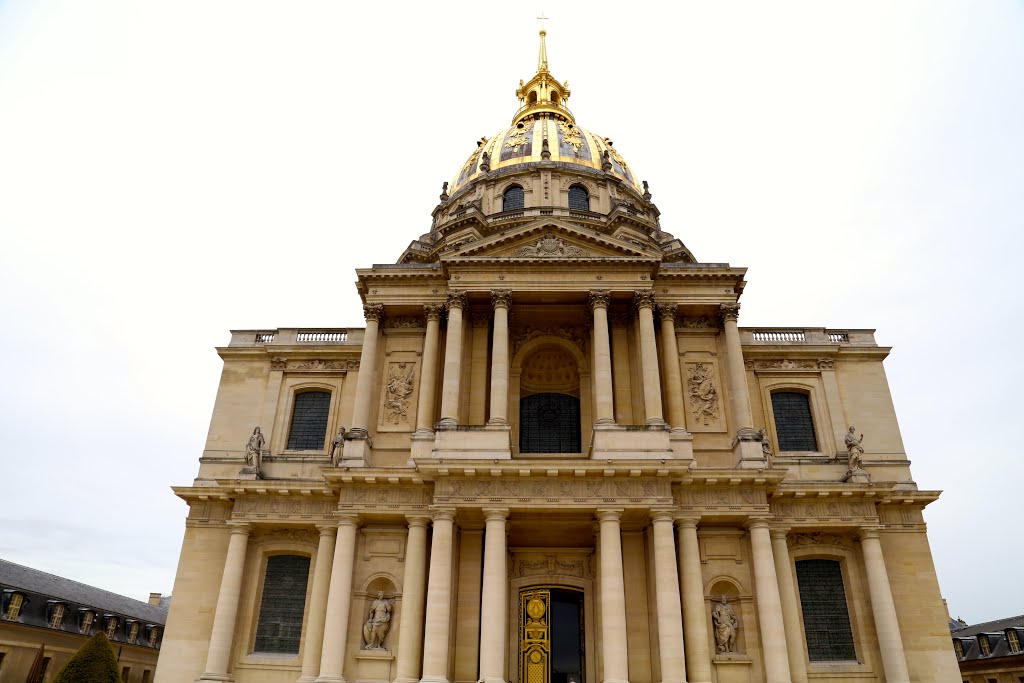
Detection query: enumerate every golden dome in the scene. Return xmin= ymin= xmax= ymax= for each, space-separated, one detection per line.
xmin=448 ymin=27 xmax=643 ymax=197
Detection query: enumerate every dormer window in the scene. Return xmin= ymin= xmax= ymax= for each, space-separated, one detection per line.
xmin=953 ymin=639 xmax=964 ymax=659
xmin=48 ymin=601 xmax=66 ymax=629
xmin=568 ymin=185 xmax=589 ymax=211
xmin=147 ymin=625 xmax=161 ymax=648
xmin=979 ymin=634 xmax=991 ymax=656
xmin=503 ymin=185 xmax=525 ymax=211
xmin=3 ymin=591 xmax=25 ymax=620
xmin=105 ymin=615 xmax=119 ymax=639
xmin=127 ymin=620 xmax=140 ymax=644
xmin=79 ymin=608 xmax=96 ymax=634
xmin=1008 ymin=628 xmax=1021 ymax=654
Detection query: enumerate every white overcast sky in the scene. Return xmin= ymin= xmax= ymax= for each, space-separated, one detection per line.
xmin=1 ymin=1 xmax=1021 ymax=625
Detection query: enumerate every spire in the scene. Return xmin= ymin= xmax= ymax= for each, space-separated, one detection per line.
xmin=537 ymin=13 xmax=549 ymax=72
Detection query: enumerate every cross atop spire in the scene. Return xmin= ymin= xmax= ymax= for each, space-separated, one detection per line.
xmin=537 ymin=13 xmax=549 ymax=72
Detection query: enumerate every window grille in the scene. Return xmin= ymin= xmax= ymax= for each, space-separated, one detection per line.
xmin=796 ymin=559 xmax=856 ymax=661
xmin=771 ymin=392 xmax=818 ymax=451
xmin=519 ymin=393 xmax=581 ymax=454
xmin=287 ymin=391 xmax=332 ymax=450
xmin=568 ymin=185 xmax=589 ymax=211
xmin=254 ymin=555 xmax=311 ymax=655
xmin=503 ymin=186 xmax=525 ymax=211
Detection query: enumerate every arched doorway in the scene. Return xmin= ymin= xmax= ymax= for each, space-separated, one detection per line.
xmin=519 ymin=587 xmax=584 ymax=683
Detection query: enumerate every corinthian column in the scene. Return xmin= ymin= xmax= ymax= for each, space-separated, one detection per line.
xmin=650 ymin=511 xmax=686 ymax=683
xmin=597 ymin=509 xmax=629 ymax=683
xmin=859 ymin=527 xmax=911 ymax=683
xmin=316 ymin=516 xmax=361 ymax=683
xmin=719 ymin=303 xmax=753 ymax=432
xmin=198 ymin=522 xmax=250 ymax=682
xmin=394 ymin=516 xmax=431 ymax=683
xmin=658 ymin=305 xmax=687 ymax=432
xmin=747 ymin=519 xmax=792 ymax=683
xmin=589 ymin=290 xmax=615 ymax=424
xmin=478 ymin=509 xmax=509 ymax=683
xmin=420 ymin=509 xmax=456 ymax=683
xmin=635 ymin=291 xmax=665 ymax=425
xmin=413 ymin=305 xmax=443 ymax=436
xmin=488 ymin=291 xmax=511 ymax=425
xmin=298 ymin=525 xmax=338 ymax=682
xmin=348 ymin=303 xmax=384 ymax=440
xmin=437 ymin=291 xmax=467 ymax=428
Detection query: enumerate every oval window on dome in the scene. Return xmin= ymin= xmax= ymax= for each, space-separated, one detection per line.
xmin=503 ymin=185 xmax=525 ymax=211
xmin=568 ymin=185 xmax=589 ymax=211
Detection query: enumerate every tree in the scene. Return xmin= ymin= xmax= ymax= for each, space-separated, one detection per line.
xmin=52 ymin=632 xmax=121 ymax=683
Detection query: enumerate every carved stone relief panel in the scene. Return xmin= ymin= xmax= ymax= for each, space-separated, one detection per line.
xmin=511 ymin=324 xmax=588 ymax=357
xmin=511 ymin=549 xmax=592 ymax=579
xmin=231 ymin=496 xmax=335 ymax=522
xmin=377 ymin=335 xmax=421 ymax=432
xmin=520 ymin=346 xmax=580 ymax=394
xmin=786 ymin=532 xmax=853 ymax=549
xmin=770 ymin=499 xmax=878 ymax=523
xmin=744 ymin=359 xmax=817 ymax=371
xmin=675 ymin=486 xmax=768 ymax=513
xmin=684 ymin=361 xmax=725 ymax=432
xmin=435 ymin=477 xmax=672 ymax=508
xmin=338 ymin=484 xmax=431 ymax=511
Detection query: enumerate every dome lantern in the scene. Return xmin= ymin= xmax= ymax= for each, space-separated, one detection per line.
xmin=513 ymin=21 xmax=574 ymax=127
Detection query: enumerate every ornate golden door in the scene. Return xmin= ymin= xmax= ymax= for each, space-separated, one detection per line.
xmin=520 ymin=588 xmax=551 ymax=683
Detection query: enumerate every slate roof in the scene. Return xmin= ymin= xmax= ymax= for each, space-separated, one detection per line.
xmin=0 ymin=558 xmax=168 ymax=624
xmin=950 ymin=614 xmax=1024 ymax=663
xmin=951 ymin=614 xmax=1024 ymax=637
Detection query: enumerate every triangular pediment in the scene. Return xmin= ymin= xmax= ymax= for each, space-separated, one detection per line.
xmin=444 ymin=219 xmax=657 ymax=261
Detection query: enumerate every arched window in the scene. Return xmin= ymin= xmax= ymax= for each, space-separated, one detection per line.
xmin=520 ymin=393 xmax=581 ymax=453
xmin=796 ymin=559 xmax=856 ymax=661
xmin=529 ymin=91 xmax=538 ymax=104
xmin=771 ymin=391 xmax=817 ymax=451
xmin=287 ymin=391 xmax=332 ymax=450
xmin=568 ymin=185 xmax=589 ymax=211
xmin=550 ymin=91 xmax=560 ymax=103
xmin=254 ymin=554 xmax=311 ymax=655
xmin=503 ymin=185 xmax=525 ymax=211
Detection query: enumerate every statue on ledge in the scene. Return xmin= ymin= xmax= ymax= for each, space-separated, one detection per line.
xmin=845 ymin=426 xmax=865 ymax=472
xmin=712 ymin=595 xmax=739 ymax=653
xmin=362 ymin=591 xmax=394 ymax=649
xmin=331 ymin=426 xmax=346 ymax=465
xmin=244 ymin=427 xmax=265 ymax=472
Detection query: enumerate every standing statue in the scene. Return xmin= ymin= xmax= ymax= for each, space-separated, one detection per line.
xmin=330 ymin=426 xmax=346 ymax=465
xmin=245 ymin=427 xmax=265 ymax=471
xmin=758 ymin=427 xmax=774 ymax=469
xmin=712 ymin=596 xmax=739 ymax=653
xmin=362 ymin=591 xmax=394 ymax=649
xmin=845 ymin=426 xmax=865 ymax=472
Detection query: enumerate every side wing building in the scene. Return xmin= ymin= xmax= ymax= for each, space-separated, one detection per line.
xmin=158 ymin=29 xmax=960 ymax=683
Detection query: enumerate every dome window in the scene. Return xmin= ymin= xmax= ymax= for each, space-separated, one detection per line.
xmin=529 ymin=91 xmax=538 ymax=105
xmin=568 ymin=185 xmax=589 ymax=211
xmin=503 ymin=185 xmax=525 ymax=211
xmin=550 ymin=91 xmax=560 ymax=103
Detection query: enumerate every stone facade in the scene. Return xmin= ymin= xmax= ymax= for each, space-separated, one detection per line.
xmin=157 ymin=28 xmax=961 ymax=683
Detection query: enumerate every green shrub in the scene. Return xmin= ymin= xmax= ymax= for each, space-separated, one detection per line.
xmin=53 ymin=632 xmax=122 ymax=683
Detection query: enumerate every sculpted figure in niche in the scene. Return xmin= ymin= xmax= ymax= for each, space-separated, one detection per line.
xmin=362 ymin=591 xmax=394 ymax=649
xmin=330 ymin=426 xmax=346 ymax=465
xmin=845 ymin=426 xmax=865 ymax=471
xmin=712 ymin=596 xmax=739 ymax=653
xmin=245 ymin=427 xmax=265 ymax=471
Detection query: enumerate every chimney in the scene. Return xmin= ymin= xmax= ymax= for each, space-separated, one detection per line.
xmin=148 ymin=593 xmax=162 ymax=606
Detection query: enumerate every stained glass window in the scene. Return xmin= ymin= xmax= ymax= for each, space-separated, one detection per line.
xmin=771 ymin=392 xmax=818 ymax=451
xmin=796 ymin=559 xmax=856 ymax=661
xmin=503 ymin=185 xmax=525 ymax=211
xmin=519 ymin=393 xmax=580 ymax=454
xmin=287 ymin=391 xmax=331 ymax=450
xmin=568 ymin=185 xmax=589 ymax=211
xmin=254 ymin=555 xmax=311 ymax=655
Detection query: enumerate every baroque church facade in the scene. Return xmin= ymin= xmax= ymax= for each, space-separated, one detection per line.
xmin=158 ymin=29 xmax=960 ymax=683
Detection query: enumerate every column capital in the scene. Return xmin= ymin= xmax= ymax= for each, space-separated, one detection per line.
xmin=430 ymin=507 xmax=457 ymax=522
xmin=658 ymin=304 xmax=677 ymax=323
xmin=315 ymin=524 xmax=339 ymax=537
xmin=769 ymin=526 xmax=791 ymax=541
xmin=336 ymin=514 xmax=362 ymax=529
xmin=406 ymin=515 xmax=432 ymax=528
xmin=490 ymin=289 xmax=512 ymax=309
xmin=719 ymin=302 xmax=741 ymax=323
xmin=589 ymin=289 xmax=611 ymax=310
xmin=445 ymin=290 xmax=467 ymax=310
xmin=226 ymin=521 xmax=251 ymax=534
xmin=595 ymin=508 xmax=624 ymax=523
xmin=482 ymin=507 xmax=509 ymax=522
xmin=634 ymin=289 xmax=657 ymax=310
xmin=423 ymin=303 xmax=444 ymax=322
xmin=363 ymin=303 xmax=385 ymax=323
xmin=858 ymin=525 xmax=883 ymax=540
xmin=745 ymin=517 xmax=772 ymax=531
xmin=674 ymin=516 xmax=700 ymax=529
xmin=650 ymin=509 xmax=676 ymax=524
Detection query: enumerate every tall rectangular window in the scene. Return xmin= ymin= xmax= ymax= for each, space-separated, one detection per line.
xmin=771 ymin=392 xmax=818 ymax=451
xmin=254 ymin=555 xmax=311 ymax=655
xmin=287 ymin=391 xmax=332 ymax=450
xmin=141 ymin=671 xmax=151 ymax=683
xmin=796 ymin=559 xmax=856 ymax=661
xmin=121 ymin=666 xmax=131 ymax=682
